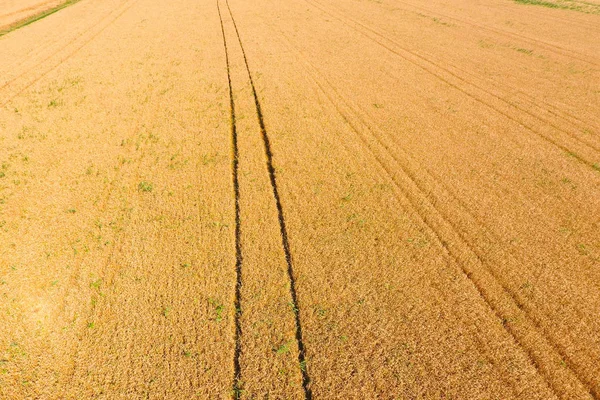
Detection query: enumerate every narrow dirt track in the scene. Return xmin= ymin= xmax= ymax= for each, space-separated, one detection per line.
xmin=0 ymin=0 xmax=598 ymax=398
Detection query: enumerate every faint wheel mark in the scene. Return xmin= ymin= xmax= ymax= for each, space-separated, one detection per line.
xmin=0 ymin=0 xmax=138 ymax=109
xmin=260 ymin=15 xmax=596 ymax=399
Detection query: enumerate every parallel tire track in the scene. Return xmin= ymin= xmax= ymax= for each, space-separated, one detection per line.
xmin=0 ymin=11 xmax=91 ymax=77
xmin=394 ymin=0 xmax=600 ymax=66
xmin=0 ymin=0 xmax=138 ymax=109
xmin=223 ymin=0 xmax=312 ymax=398
xmin=216 ymin=1 xmax=244 ymax=397
xmin=431 ymin=57 xmax=600 ymax=151
xmin=302 ymin=0 xmax=600 ymax=148
xmin=258 ymin=15 xmax=596 ymax=399
xmin=0 ymin=0 xmax=85 ymax=37
xmin=305 ymin=0 xmax=600 ymax=170
xmin=424 ymin=52 xmax=600 ymax=137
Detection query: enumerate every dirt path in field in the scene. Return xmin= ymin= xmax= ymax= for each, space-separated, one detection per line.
xmin=0 ymin=0 xmax=598 ymax=397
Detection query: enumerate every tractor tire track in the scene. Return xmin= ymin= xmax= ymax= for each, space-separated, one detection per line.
xmin=424 ymin=55 xmax=600 ymax=150
xmin=259 ymin=15 xmax=596 ymax=399
xmin=216 ymin=0 xmax=244 ymax=397
xmin=305 ymin=57 xmax=593 ymax=400
xmin=0 ymin=0 xmax=138 ymax=109
xmin=327 ymin=69 xmax=600 ymax=397
xmin=392 ymin=0 xmax=600 ymax=66
xmin=0 ymin=8 xmax=97 ymax=76
xmin=417 ymin=48 xmax=600 ymax=137
xmin=304 ymin=0 xmax=600 ymax=170
xmin=293 ymin=0 xmax=600 ymax=149
xmin=223 ymin=0 xmax=312 ymax=398
xmin=248 ymin=26 xmax=533 ymax=398
xmin=0 ymin=0 xmax=128 ymax=88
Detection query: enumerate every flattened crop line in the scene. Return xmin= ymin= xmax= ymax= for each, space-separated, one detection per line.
xmin=304 ymin=0 xmax=599 ymax=171
xmin=217 ymin=1 xmax=244 ymax=398
xmin=1 ymin=0 xmax=139 ymax=109
xmin=270 ymin=21 xmax=597 ymax=397
xmin=398 ymin=0 xmax=600 ymax=66
xmin=224 ymin=1 xmax=312 ymax=398
xmin=0 ymin=0 xmax=84 ymax=37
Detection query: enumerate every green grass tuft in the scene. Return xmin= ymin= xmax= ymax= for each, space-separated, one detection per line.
xmin=138 ymin=181 xmax=153 ymax=192
xmin=514 ymin=0 xmax=560 ymax=8
xmin=513 ymin=0 xmax=600 ymax=14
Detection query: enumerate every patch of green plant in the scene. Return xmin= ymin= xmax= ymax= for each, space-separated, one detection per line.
xmin=515 ymin=47 xmax=534 ymax=55
xmin=577 ymin=243 xmax=589 ymax=255
xmin=231 ymin=386 xmax=245 ymax=398
xmin=514 ymin=0 xmax=560 ymax=8
xmin=478 ymin=40 xmax=495 ymax=49
xmin=347 ymin=213 xmax=366 ymax=226
xmin=431 ymin=17 xmax=452 ymax=26
xmin=209 ymin=298 xmax=224 ymax=322
xmin=274 ymin=342 xmax=290 ymax=355
xmin=138 ymin=181 xmax=153 ymax=192
xmin=519 ymin=281 xmax=532 ymax=290
xmin=90 ymin=278 xmax=102 ymax=289
xmin=209 ymin=221 xmax=229 ymax=229
xmin=314 ymin=305 xmax=327 ymax=318
xmin=513 ymin=0 xmax=600 ymax=14
xmin=407 ymin=237 xmax=430 ymax=248
xmin=299 ymin=360 xmax=307 ymax=372
xmin=288 ymin=302 xmax=299 ymax=314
